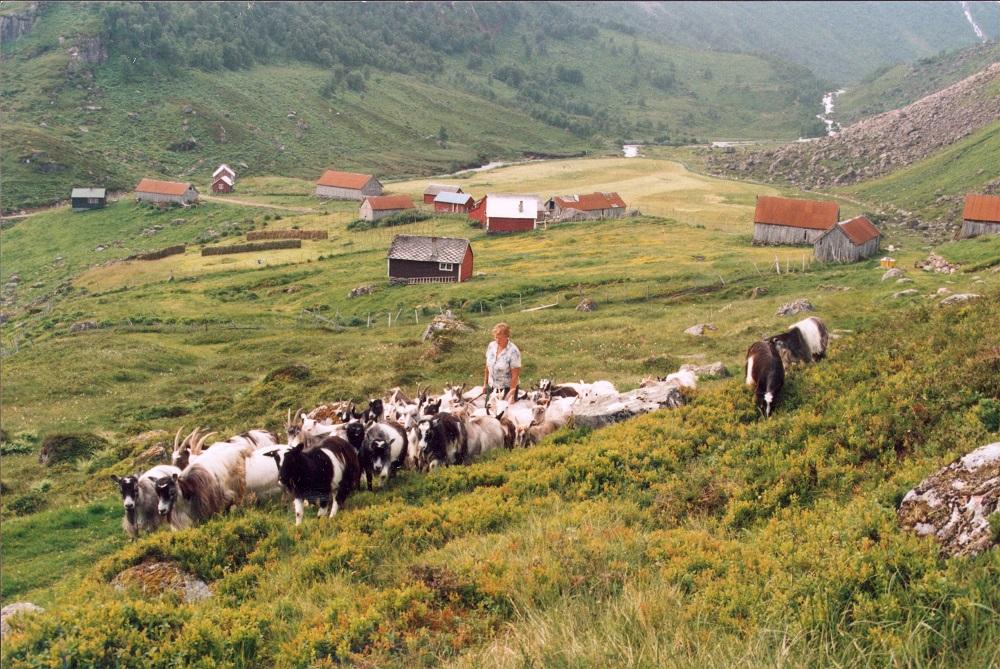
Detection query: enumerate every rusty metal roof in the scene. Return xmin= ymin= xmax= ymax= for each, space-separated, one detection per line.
xmin=963 ymin=194 xmax=1000 ymax=223
xmin=754 ymin=196 xmax=839 ymax=231
xmin=423 ymin=183 xmax=463 ymax=196
xmin=364 ymin=195 xmax=415 ymax=211
xmin=387 ymin=235 xmax=470 ymax=263
xmin=135 ymin=178 xmax=195 ymax=196
xmin=834 ymin=216 xmax=880 ymax=245
xmin=317 ymin=170 xmax=375 ymax=189
xmin=552 ymin=192 xmax=627 ymax=211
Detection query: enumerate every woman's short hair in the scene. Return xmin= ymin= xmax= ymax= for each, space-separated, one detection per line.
xmin=492 ymin=322 xmax=511 ymax=337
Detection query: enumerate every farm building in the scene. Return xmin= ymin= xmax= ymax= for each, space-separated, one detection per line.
xmin=212 ymin=174 xmax=234 ymax=193
xmin=70 ymin=188 xmax=106 ymax=211
xmin=360 ymin=195 xmax=416 ymax=221
xmin=433 ymin=191 xmax=475 ymax=213
xmin=423 ymin=183 xmax=463 ymax=204
xmin=752 ymin=195 xmax=840 ymax=245
xmin=315 ymin=170 xmax=383 ymax=200
xmin=545 ymin=192 xmax=627 ymax=220
xmin=213 ymin=164 xmax=236 ymax=181
xmin=135 ymin=178 xmax=199 ymax=205
xmin=480 ymin=194 xmax=539 ymax=234
xmin=814 ymin=216 xmax=881 ymax=263
xmin=958 ymin=194 xmax=1000 ymax=239
xmin=387 ymin=235 xmax=473 ymax=284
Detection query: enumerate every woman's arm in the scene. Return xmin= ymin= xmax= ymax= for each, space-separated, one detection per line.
xmin=507 ymin=367 xmax=521 ymax=400
xmin=483 ymin=364 xmax=490 ymax=389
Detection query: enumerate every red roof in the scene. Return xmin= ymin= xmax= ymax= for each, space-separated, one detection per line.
xmin=754 ymin=196 xmax=839 ymax=231
xmin=135 ymin=178 xmax=194 ymax=196
xmin=364 ymin=195 xmax=414 ymax=211
xmin=317 ymin=170 xmax=375 ymax=189
xmin=835 ymin=216 xmax=880 ymax=245
xmin=553 ymin=192 xmax=627 ymax=211
xmin=963 ymin=194 xmax=1000 ymax=223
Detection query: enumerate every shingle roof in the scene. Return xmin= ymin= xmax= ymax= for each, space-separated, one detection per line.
xmin=485 ymin=194 xmax=538 ymax=219
xmin=387 ymin=235 xmax=470 ymax=264
xmin=364 ymin=195 xmax=415 ymax=211
xmin=833 ymin=216 xmax=880 ymax=245
xmin=552 ymin=192 xmax=627 ymax=211
xmin=135 ymin=178 xmax=195 ymax=196
xmin=754 ymin=196 xmax=839 ymax=231
xmin=424 ymin=183 xmax=463 ymax=196
xmin=71 ymin=188 xmax=106 ymax=199
xmin=963 ymin=194 xmax=1000 ymax=223
xmin=214 ymin=174 xmax=234 ymax=186
xmin=317 ymin=170 xmax=375 ymax=189
xmin=213 ymin=164 xmax=235 ymax=178
xmin=434 ymin=191 xmax=475 ymax=205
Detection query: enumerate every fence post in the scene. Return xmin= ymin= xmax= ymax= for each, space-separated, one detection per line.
xmin=415 ymin=308 xmax=419 ymax=324
xmin=388 ymin=312 xmax=391 ymax=328
xmin=367 ymin=312 xmax=371 ymax=328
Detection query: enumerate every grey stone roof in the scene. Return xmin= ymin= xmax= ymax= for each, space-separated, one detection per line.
xmin=387 ymin=235 xmax=470 ymax=264
xmin=71 ymin=188 xmax=106 ymax=198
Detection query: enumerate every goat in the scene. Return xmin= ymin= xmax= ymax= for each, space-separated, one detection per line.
xmin=265 ymin=435 xmax=361 ymax=526
xmin=768 ymin=316 xmax=829 ymax=367
xmin=154 ymin=466 xmax=229 ymax=531
xmin=745 ymin=340 xmax=785 ymax=418
xmin=286 ymin=408 xmax=345 ymax=450
xmin=112 ymin=463 xmax=180 ymax=538
xmin=417 ymin=413 xmax=467 ymax=470
xmin=245 ymin=444 xmax=288 ymax=500
xmin=361 ymin=421 xmax=408 ymax=488
xmin=463 ymin=414 xmax=506 ymax=462
xmin=514 ymin=404 xmax=563 ymax=447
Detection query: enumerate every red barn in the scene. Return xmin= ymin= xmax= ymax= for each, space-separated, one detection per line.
xmin=422 ymin=183 xmax=463 ymax=204
xmin=752 ymin=195 xmax=839 ymax=245
xmin=211 ymin=174 xmax=234 ymax=193
xmin=433 ymin=191 xmax=475 ymax=213
xmin=387 ymin=235 xmax=473 ymax=284
xmin=484 ymin=194 xmax=539 ymax=234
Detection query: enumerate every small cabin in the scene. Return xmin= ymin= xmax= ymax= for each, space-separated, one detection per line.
xmin=213 ymin=164 xmax=236 ymax=181
xmin=387 ymin=235 xmax=473 ymax=284
xmin=958 ymin=193 xmax=1000 ymax=239
xmin=212 ymin=174 xmax=234 ymax=193
xmin=545 ymin=192 xmax=627 ymax=220
xmin=433 ymin=191 xmax=475 ymax=213
xmin=752 ymin=195 xmax=839 ymax=246
xmin=423 ymin=183 xmax=463 ymax=204
xmin=71 ymin=188 xmax=107 ymax=211
xmin=360 ymin=195 xmax=415 ymax=221
xmin=315 ymin=170 xmax=383 ymax=200
xmin=483 ymin=194 xmax=539 ymax=234
xmin=814 ymin=216 xmax=881 ymax=263
xmin=135 ymin=178 xmax=198 ymax=205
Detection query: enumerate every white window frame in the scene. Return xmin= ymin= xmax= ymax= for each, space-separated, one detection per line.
xmin=438 ymin=262 xmax=454 ymax=271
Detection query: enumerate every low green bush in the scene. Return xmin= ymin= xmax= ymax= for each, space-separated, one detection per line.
xmin=37 ymin=433 xmax=108 ymax=466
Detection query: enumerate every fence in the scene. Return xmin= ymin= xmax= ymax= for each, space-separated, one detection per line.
xmin=201 ymin=239 xmax=302 ymax=256
xmin=247 ymin=230 xmax=328 ymax=241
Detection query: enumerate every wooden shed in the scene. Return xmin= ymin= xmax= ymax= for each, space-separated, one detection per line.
xmin=213 ymin=164 xmax=236 ymax=181
xmin=387 ymin=235 xmax=473 ymax=284
xmin=212 ymin=174 xmax=234 ymax=193
xmin=135 ymin=178 xmax=199 ymax=205
xmin=752 ymin=196 xmax=839 ymax=245
xmin=423 ymin=183 xmax=463 ymax=204
xmin=484 ymin=194 xmax=538 ymax=234
xmin=315 ymin=170 xmax=383 ymax=200
xmin=360 ymin=195 xmax=415 ymax=221
xmin=814 ymin=216 xmax=881 ymax=263
xmin=958 ymin=194 xmax=1000 ymax=239
xmin=433 ymin=191 xmax=475 ymax=213
xmin=545 ymin=192 xmax=627 ymax=220
xmin=71 ymin=188 xmax=106 ymax=211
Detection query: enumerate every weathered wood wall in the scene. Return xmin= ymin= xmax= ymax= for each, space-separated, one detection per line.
xmin=958 ymin=220 xmax=1000 ymax=239
xmin=752 ymin=223 xmax=825 ymax=246
xmin=814 ymin=228 xmax=879 ymax=263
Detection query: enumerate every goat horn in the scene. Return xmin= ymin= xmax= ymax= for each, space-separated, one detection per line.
xmin=194 ymin=431 xmax=217 ymax=454
xmin=286 ymin=408 xmax=292 ymax=428
xmin=173 ymin=425 xmax=186 ymax=451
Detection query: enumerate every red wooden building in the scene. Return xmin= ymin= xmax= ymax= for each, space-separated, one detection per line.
xmin=482 ymin=194 xmax=539 ymax=234
xmin=212 ymin=174 xmax=234 ymax=193
xmin=387 ymin=235 xmax=473 ymax=284
xmin=422 ymin=183 xmax=463 ymax=204
xmin=433 ymin=191 xmax=475 ymax=213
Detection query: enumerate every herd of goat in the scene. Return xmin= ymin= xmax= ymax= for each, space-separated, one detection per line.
xmin=112 ymin=316 xmax=828 ymax=534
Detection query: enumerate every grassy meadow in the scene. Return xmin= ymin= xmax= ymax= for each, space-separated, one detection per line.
xmin=2 ymin=154 xmax=999 ymax=667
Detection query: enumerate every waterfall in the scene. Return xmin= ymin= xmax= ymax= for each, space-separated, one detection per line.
xmin=959 ymin=1 xmax=988 ymax=42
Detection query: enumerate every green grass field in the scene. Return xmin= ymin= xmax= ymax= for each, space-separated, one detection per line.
xmin=2 ymin=154 xmax=999 ymax=667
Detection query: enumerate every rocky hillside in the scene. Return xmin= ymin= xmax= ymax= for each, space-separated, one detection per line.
xmin=707 ymin=62 xmax=1000 ymax=192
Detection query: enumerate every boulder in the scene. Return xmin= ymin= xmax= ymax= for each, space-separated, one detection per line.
xmin=575 ymin=298 xmax=597 ymax=312
xmin=348 ymin=283 xmax=376 ymax=299
xmin=895 ymin=278 xmax=913 ymax=284
xmin=939 ymin=293 xmax=981 ymax=306
xmin=898 ymin=442 xmax=1000 ymax=557
xmin=679 ymin=361 xmax=729 ymax=379
xmin=749 ymin=286 xmax=768 ymax=299
xmin=69 ymin=320 xmax=98 ymax=333
xmin=892 ymin=289 xmax=920 ymax=298
xmin=572 ymin=382 xmax=686 ymax=429
xmin=1 ymin=602 xmax=43 ymax=639
xmin=684 ymin=323 xmax=716 ymax=336
xmin=776 ymin=299 xmax=814 ymax=316
xmin=421 ymin=310 xmax=474 ymax=341
xmin=881 ymin=268 xmax=905 ymax=281
xmin=112 ymin=561 xmax=212 ymax=602
xmin=936 ymin=287 xmax=952 ymax=295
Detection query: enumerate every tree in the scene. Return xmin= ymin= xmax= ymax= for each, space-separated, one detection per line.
xmin=437 ymin=126 xmax=449 ymax=147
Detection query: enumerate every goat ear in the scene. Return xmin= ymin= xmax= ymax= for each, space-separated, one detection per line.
xmin=171 ymin=472 xmax=179 ymax=481
xmin=111 ymin=474 xmax=121 ymax=483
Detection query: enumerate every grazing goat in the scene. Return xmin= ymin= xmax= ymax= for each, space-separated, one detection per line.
xmin=463 ymin=415 xmax=506 ymax=462
xmin=768 ymin=316 xmax=829 ymax=367
xmin=514 ymin=405 xmax=563 ymax=447
xmin=417 ymin=413 xmax=467 ymax=470
xmin=361 ymin=421 xmax=408 ymax=488
xmin=113 ymin=463 xmax=180 ymax=538
xmin=154 ymin=466 xmax=229 ymax=531
xmin=245 ymin=444 xmax=288 ymax=500
xmin=265 ymin=435 xmax=360 ymax=526
xmin=745 ymin=340 xmax=785 ymax=418
xmin=286 ymin=408 xmax=346 ymax=450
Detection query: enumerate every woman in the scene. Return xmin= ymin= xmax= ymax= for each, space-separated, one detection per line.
xmin=483 ymin=322 xmax=521 ymax=403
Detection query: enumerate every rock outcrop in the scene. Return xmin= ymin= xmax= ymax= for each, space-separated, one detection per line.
xmin=898 ymin=442 xmax=1000 ymax=557
xmin=1 ymin=602 xmax=43 ymax=639
xmin=0 ymin=4 xmax=38 ymax=47
xmin=572 ymin=381 xmax=686 ymax=429
xmin=112 ymin=561 xmax=212 ymax=602
xmin=776 ymin=299 xmax=814 ymax=316
xmin=421 ymin=310 xmax=473 ymax=341
xmin=684 ymin=323 xmax=716 ymax=336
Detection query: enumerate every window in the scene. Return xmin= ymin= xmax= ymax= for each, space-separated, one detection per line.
xmin=439 ymin=262 xmax=454 ymax=271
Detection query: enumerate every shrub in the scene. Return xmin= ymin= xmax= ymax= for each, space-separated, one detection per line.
xmin=263 ymin=364 xmax=311 ymax=383
xmin=9 ymin=492 xmax=47 ymax=516
xmin=37 ymin=433 xmax=108 ymax=465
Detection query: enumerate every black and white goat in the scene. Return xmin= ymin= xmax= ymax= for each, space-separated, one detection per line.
xmin=361 ymin=421 xmax=408 ymax=489
xmin=264 ymin=435 xmax=361 ymax=526
xmin=745 ymin=340 xmax=785 ymax=418
xmin=112 ymin=463 xmax=181 ymax=538
xmin=154 ymin=467 xmax=229 ymax=531
xmin=416 ymin=412 xmax=467 ymax=470
xmin=768 ymin=316 xmax=829 ymax=367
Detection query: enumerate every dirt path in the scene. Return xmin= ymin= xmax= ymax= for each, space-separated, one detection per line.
xmin=200 ymin=195 xmax=316 ymax=213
